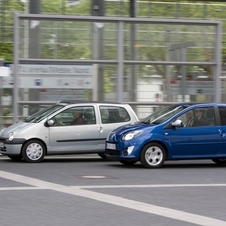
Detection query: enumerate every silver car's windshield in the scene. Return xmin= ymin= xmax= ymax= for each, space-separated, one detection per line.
xmin=23 ymin=104 xmax=65 ymax=123
xmin=140 ymin=105 xmax=186 ymax=125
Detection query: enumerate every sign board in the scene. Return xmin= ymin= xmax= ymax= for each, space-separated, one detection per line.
xmin=10 ymin=64 xmax=93 ymax=76
xmin=1 ymin=76 xmax=92 ymax=89
xmin=40 ymin=89 xmax=84 ymax=101
xmin=170 ymin=80 xmax=225 ymax=95
xmin=0 ymin=66 xmax=10 ymax=77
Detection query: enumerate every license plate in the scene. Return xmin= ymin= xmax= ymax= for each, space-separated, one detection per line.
xmin=0 ymin=142 xmax=4 ymax=148
xmin=106 ymin=142 xmax=116 ymax=150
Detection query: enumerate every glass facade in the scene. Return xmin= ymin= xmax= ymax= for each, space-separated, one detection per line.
xmin=0 ymin=0 xmax=225 ymax=125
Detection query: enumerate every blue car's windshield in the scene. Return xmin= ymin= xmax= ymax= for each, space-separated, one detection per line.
xmin=140 ymin=105 xmax=186 ymax=124
xmin=23 ymin=104 xmax=65 ymax=123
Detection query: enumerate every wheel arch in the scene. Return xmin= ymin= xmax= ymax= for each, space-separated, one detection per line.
xmin=20 ymin=138 xmax=47 ymax=155
xmin=139 ymin=140 xmax=168 ymax=160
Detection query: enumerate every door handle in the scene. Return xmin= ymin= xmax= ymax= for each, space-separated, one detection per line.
xmin=219 ymin=129 xmax=225 ymax=137
xmin=99 ymin=126 xmax=103 ymax=133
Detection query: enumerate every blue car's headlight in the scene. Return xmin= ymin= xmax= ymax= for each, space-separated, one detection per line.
xmin=122 ymin=130 xmax=143 ymax=141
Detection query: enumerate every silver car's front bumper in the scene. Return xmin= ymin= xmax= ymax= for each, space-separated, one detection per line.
xmin=0 ymin=138 xmax=26 ymax=155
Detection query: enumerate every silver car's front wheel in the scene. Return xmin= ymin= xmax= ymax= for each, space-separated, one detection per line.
xmin=22 ymin=140 xmax=45 ymax=163
xmin=140 ymin=143 xmax=166 ymax=168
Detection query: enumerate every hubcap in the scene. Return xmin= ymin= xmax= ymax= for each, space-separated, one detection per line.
xmin=26 ymin=143 xmax=43 ymax=161
xmin=145 ymin=146 xmax=163 ymax=166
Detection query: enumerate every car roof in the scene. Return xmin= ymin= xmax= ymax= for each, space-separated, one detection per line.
xmin=59 ymin=100 xmax=125 ymax=105
xmin=175 ymin=102 xmax=226 ymax=108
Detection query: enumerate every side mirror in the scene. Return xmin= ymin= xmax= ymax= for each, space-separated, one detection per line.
xmin=171 ymin=119 xmax=183 ymax=127
xmin=46 ymin=119 xmax=55 ymax=126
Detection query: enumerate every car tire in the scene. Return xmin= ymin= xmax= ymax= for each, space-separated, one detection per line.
xmin=98 ymin=153 xmax=107 ymax=160
xmin=140 ymin=142 xmax=166 ymax=168
xmin=7 ymin=155 xmax=23 ymax=161
xmin=22 ymin=140 xmax=46 ymax=163
xmin=212 ymin=159 xmax=226 ymax=165
xmin=119 ymin=160 xmax=137 ymax=166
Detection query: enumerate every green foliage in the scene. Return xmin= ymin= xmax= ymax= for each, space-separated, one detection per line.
xmin=3 ymin=108 xmax=11 ymax=117
xmin=0 ymin=43 xmax=13 ymax=61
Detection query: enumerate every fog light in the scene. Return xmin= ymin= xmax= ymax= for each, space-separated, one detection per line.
xmin=123 ymin=146 xmax=134 ymax=156
xmin=127 ymin=146 xmax=134 ymax=155
xmin=123 ymin=149 xmax=128 ymax=156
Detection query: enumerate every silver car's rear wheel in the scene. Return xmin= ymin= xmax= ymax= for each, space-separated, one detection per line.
xmin=212 ymin=159 xmax=226 ymax=165
xmin=22 ymin=140 xmax=45 ymax=163
xmin=98 ymin=153 xmax=107 ymax=159
xmin=140 ymin=143 xmax=166 ymax=168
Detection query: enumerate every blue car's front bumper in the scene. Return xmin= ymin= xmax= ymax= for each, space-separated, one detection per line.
xmin=105 ymin=140 xmax=141 ymax=161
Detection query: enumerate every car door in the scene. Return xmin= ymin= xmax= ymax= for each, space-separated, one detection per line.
xmin=48 ymin=106 xmax=101 ymax=153
xmin=168 ymin=107 xmax=222 ymax=158
xmin=218 ymin=106 xmax=226 ymax=155
xmin=98 ymin=105 xmax=132 ymax=149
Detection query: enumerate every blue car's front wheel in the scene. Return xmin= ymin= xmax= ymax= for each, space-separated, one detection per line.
xmin=140 ymin=142 xmax=166 ymax=168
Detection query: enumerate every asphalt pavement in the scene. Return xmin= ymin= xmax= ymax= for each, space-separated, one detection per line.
xmin=0 ymin=155 xmax=226 ymax=226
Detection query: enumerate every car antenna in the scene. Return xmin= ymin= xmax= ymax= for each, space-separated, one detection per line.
xmin=56 ymin=87 xmax=65 ymax=104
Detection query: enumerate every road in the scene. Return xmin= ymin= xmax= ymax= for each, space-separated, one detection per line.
xmin=0 ymin=154 xmax=226 ymax=226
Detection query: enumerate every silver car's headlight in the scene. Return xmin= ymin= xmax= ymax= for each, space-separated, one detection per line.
xmin=8 ymin=132 xmax=14 ymax=141
xmin=0 ymin=129 xmax=5 ymax=137
xmin=122 ymin=130 xmax=143 ymax=141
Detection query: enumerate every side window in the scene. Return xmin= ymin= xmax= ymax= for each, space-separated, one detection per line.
xmin=52 ymin=106 xmax=92 ymax=126
xmin=182 ymin=110 xmax=195 ymax=127
xmin=219 ymin=107 xmax=226 ymax=125
xmin=175 ymin=107 xmax=215 ymax=128
xmin=83 ymin=107 xmax=96 ymax=124
xmin=193 ymin=107 xmax=215 ymax=127
xmin=100 ymin=106 xmax=130 ymax=124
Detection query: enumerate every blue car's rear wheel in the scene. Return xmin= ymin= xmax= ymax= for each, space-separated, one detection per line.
xmin=140 ymin=142 xmax=166 ymax=168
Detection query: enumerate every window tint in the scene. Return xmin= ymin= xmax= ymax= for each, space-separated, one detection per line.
xmin=100 ymin=106 xmax=130 ymax=124
xmin=219 ymin=107 xmax=226 ymax=125
xmin=175 ymin=107 xmax=215 ymax=127
xmin=24 ymin=104 xmax=64 ymax=123
xmin=52 ymin=106 xmax=96 ymax=126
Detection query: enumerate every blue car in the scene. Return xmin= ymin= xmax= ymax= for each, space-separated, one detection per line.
xmin=105 ymin=103 xmax=226 ymax=168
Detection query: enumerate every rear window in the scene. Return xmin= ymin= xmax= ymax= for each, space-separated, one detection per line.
xmin=100 ymin=106 xmax=130 ymax=124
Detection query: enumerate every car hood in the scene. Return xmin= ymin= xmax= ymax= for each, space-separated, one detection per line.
xmin=112 ymin=122 xmax=156 ymax=136
xmin=1 ymin=121 xmax=36 ymax=137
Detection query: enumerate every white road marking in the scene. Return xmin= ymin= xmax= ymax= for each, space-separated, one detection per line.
xmin=71 ymin=183 xmax=226 ymax=189
xmin=0 ymin=187 xmax=45 ymax=191
xmin=0 ymin=170 xmax=226 ymax=226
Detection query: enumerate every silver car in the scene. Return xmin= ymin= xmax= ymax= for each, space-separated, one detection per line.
xmin=0 ymin=101 xmax=139 ymax=163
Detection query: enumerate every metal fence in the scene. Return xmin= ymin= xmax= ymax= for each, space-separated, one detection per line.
xmin=9 ymin=14 xmax=221 ymax=125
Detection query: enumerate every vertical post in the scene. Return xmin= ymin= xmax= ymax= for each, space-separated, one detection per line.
xmin=29 ymin=0 xmax=40 ymax=58
xmin=181 ymin=47 xmax=187 ymax=102
xmin=117 ymin=21 xmax=124 ymax=102
xmin=13 ymin=14 xmax=19 ymax=123
xmin=28 ymin=0 xmax=40 ymax=115
xmin=129 ymin=0 xmax=137 ymax=103
xmin=165 ymin=30 xmax=171 ymax=101
xmin=91 ymin=0 xmax=105 ymax=101
xmin=214 ymin=22 xmax=222 ymax=102
xmin=0 ymin=58 xmax=3 ymax=128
